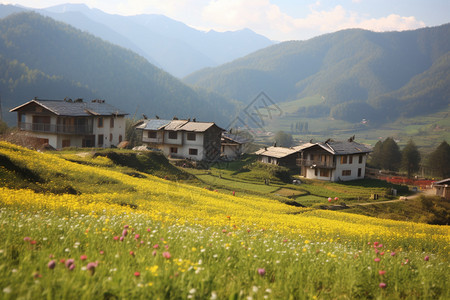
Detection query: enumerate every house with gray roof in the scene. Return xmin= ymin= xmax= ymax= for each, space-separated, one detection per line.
xmin=136 ymin=118 xmax=224 ymax=161
xmin=297 ymin=139 xmax=372 ymax=181
xmin=255 ymin=145 xmax=305 ymax=168
xmin=10 ymin=98 xmax=128 ymax=149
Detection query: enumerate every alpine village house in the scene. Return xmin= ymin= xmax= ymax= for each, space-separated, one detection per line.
xmin=136 ymin=118 xmax=224 ymax=161
xmin=256 ymin=138 xmax=372 ymax=182
xmin=10 ymin=98 xmax=128 ymax=149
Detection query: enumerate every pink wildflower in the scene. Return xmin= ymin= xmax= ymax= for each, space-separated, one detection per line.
xmin=65 ymin=259 xmax=75 ymax=269
xmin=162 ymin=252 xmax=171 ymax=259
xmin=48 ymin=260 xmax=56 ymax=269
xmin=113 ymin=236 xmax=119 ymax=241
xmin=122 ymin=229 xmax=128 ymax=237
xmin=152 ymin=250 xmax=157 ymax=256
xmin=124 ymin=225 xmax=129 ymax=229
xmin=379 ymin=282 xmax=387 ymax=289
xmin=69 ymin=263 xmax=76 ymax=271
xmin=135 ymin=234 xmax=140 ymax=240
xmin=390 ymin=252 xmax=396 ymax=256
xmin=153 ymin=244 xmax=159 ymax=249
xmin=374 ymin=257 xmax=381 ymax=262
xmin=99 ymin=250 xmax=105 ymax=255
xmin=378 ymin=270 xmax=386 ymax=275
xmin=120 ymin=236 xmax=124 ymax=242
xmin=134 ymin=271 xmax=140 ymax=277
xmin=80 ymin=255 xmax=87 ymax=261
xmin=424 ymin=256 xmax=429 ymax=261
xmin=23 ymin=237 xmax=31 ymax=242
xmin=86 ymin=262 xmax=98 ymax=275
xmin=129 ymin=251 xmax=135 ymax=257
xmin=257 ymin=268 xmax=266 ymax=276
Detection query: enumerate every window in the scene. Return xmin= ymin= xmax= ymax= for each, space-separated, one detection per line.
xmin=342 ymin=170 xmax=351 ymax=176
xmin=119 ymin=135 xmax=123 ymax=143
xmin=168 ymin=131 xmax=177 ymax=139
xmin=189 ymin=148 xmax=198 ymax=155
xmin=359 ymin=155 xmax=363 ymax=164
xmin=148 ymin=131 xmax=157 ymax=139
xmin=320 ymin=169 xmax=330 ymax=177
xmin=358 ymin=168 xmax=362 ymax=177
xmin=268 ymin=157 xmax=272 ymax=163
xmin=98 ymin=134 xmax=104 ymax=146
xmin=62 ymin=139 xmax=70 ymax=148
xmin=98 ymin=117 xmax=103 ymax=128
xmin=110 ymin=117 xmax=114 ymax=128
xmin=349 ymin=155 xmax=353 ymax=164
xmin=187 ymin=132 xmax=196 ymax=141
xmin=314 ymin=168 xmax=318 ymax=176
xmin=170 ymin=147 xmax=178 ymax=154
xmin=109 ymin=133 xmax=113 ymax=142
xmin=340 ymin=156 xmax=347 ymax=164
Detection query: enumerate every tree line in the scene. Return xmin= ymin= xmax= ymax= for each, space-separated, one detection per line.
xmin=369 ymin=137 xmax=450 ymax=179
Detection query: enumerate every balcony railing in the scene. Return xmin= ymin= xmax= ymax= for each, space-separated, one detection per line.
xmin=297 ymin=158 xmax=336 ymax=169
xmin=19 ymin=122 xmax=93 ymax=135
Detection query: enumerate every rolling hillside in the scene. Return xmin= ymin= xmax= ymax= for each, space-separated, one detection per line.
xmin=185 ymin=24 xmax=450 ymax=124
xmin=0 ymin=3 xmax=274 ymax=77
xmin=0 ymin=12 xmax=236 ymax=126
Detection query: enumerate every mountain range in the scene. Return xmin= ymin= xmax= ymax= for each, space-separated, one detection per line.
xmin=0 ymin=4 xmax=274 ymax=78
xmin=0 ymin=12 xmax=236 ymax=126
xmin=0 ymin=5 xmax=448 ymax=134
xmin=185 ymin=23 xmax=450 ymax=124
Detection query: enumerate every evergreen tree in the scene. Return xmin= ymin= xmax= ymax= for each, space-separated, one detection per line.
xmin=428 ymin=141 xmax=450 ymax=178
xmin=381 ymin=137 xmax=401 ymax=171
xmin=369 ymin=140 xmax=383 ymax=168
xmin=401 ymin=140 xmax=421 ymax=178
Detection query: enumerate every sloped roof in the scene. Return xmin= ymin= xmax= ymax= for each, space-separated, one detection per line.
xmin=135 ymin=119 xmax=171 ymax=130
xmin=222 ymin=133 xmax=249 ymax=144
xmin=179 ymin=122 xmax=217 ymax=132
xmin=137 ymin=119 xmax=223 ymax=133
xmin=163 ymin=120 xmax=189 ymax=131
xmin=255 ymin=146 xmax=300 ymax=158
xmin=300 ymin=141 xmax=372 ymax=155
xmin=10 ymin=99 xmax=128 ymax=116
xmin=433 ymin=178 xmax=450 ymax=186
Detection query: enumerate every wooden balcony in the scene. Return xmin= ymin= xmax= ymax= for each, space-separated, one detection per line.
xmin=19 ymin=122 xmax=93 ymax=135
xmin=297 ymin=158 xmax=336 ymax=169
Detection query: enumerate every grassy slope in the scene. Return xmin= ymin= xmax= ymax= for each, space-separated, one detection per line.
xmin=0 ymin=143 xmax=445 ymax=224
xmin=0 ymin=142 xmax=449 ymax=299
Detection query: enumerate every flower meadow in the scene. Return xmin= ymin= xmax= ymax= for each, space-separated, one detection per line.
xmin=0 ymin=142 xmax=449 ymax=299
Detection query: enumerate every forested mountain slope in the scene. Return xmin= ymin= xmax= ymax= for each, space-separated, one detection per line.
xmin=185 ymin=24 xmax=450 ymax=124
xmin=0 ymin=12 xmax=236 ymax=126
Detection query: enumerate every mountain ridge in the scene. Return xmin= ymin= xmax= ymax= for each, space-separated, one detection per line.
xmin=0 ymin=12 xmax=236 ymax=126
xmin=184 ymin=23 xmax=450 ymax=124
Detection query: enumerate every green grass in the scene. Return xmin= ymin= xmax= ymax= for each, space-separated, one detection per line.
xmin=195 ymin=173 xmax=279 ymax=194
xmin=0 ymin=142 xmax=449 ymax=299
xmin=1 ymin=206 xmax=448 ymax=299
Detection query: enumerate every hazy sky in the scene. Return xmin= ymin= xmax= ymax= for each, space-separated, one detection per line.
xmin=1 ymin=0 xmax=449 ymax=41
